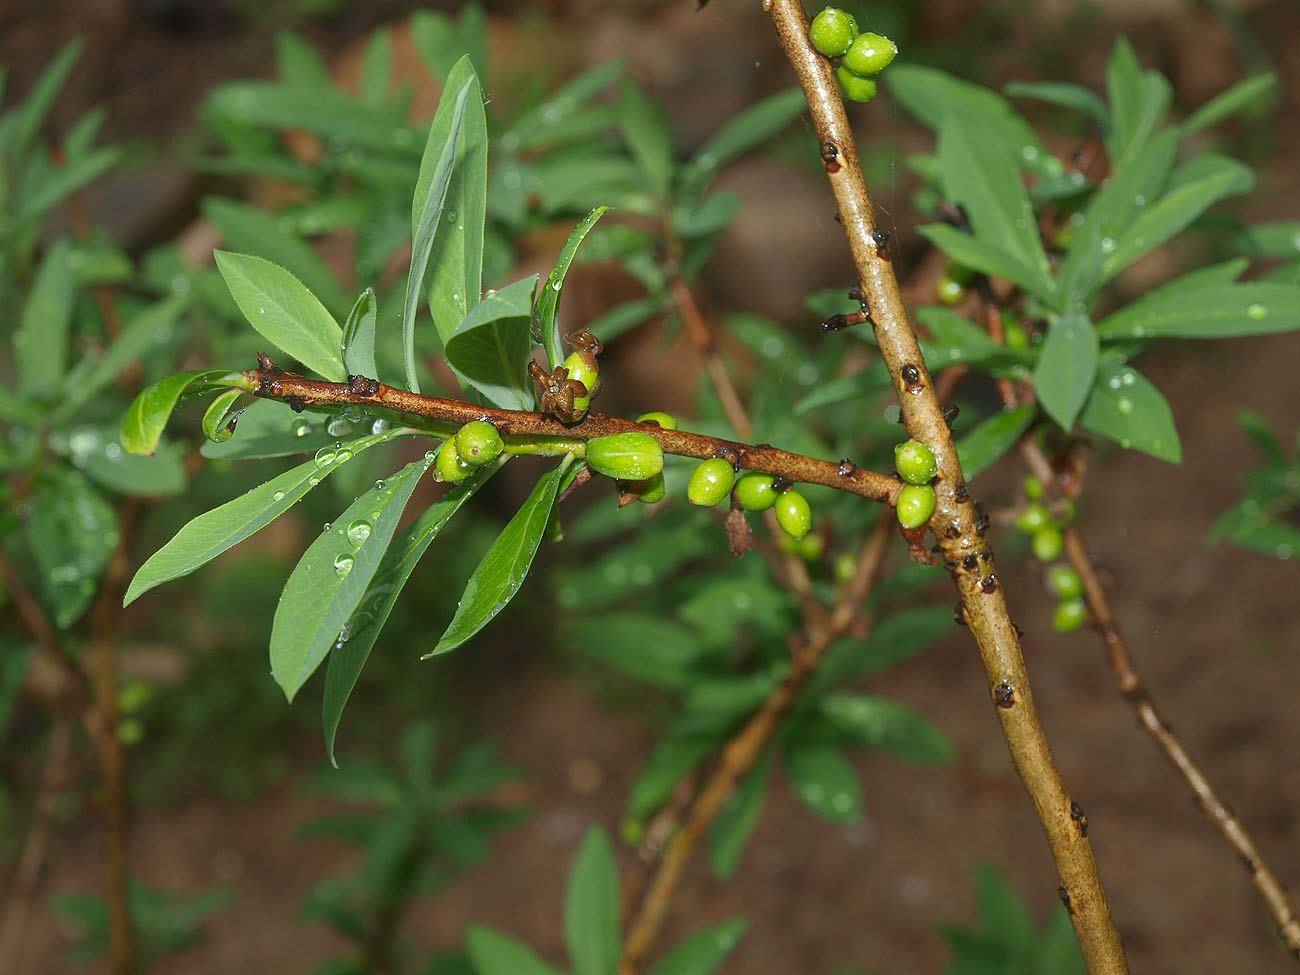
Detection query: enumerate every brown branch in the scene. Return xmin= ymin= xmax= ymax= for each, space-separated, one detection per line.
xmin=763 ymin=2 xmax=1128 ymax=970
xmin=668 ymin=274 xmax=753 ymax=440
xmin=618 ymin=516 xmax=893 ymax=974
xmin=244 ymin=368 xmax=902 ymax=504
xmin=1062 ymin=527 xmax=1300 ymax=960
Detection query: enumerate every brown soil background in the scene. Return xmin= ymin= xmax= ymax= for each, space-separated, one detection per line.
xmin=3 ymin=0 xmax=1299 ymax=972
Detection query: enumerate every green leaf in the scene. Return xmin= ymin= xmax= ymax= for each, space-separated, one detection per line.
xmin=120 ymin=369 xmax=251 ymax=456
xmin=341 ymin=288 xmax=378 ymax=380
xmin=124 ymin=426 xmax=410 ymax=606
xmin=680 ymin=88 xmax=806 ymax=193
xmin=782 ymin=739 xmax=862 ymax=821
xmin=214 ymin=251 xmax=346 ymax=381
xmin=274 ymin=31 xmax=330 ymax=89
xmin=1181 ymin=73 xmax=1276 ymax=137
xmin=587 ymin=295 xmax=670 ymax=343
xmin=820 ymin=693 xmax=956 ymax=764
xmin=9 ymin=39 xmax=83 ymax=162
xmin=1034 ymin=313 xmax=1097 ymax=431
xmin=15 ymin=239 xmax=75 ymax=396
xmin=956 ymin=405 xmax=1037 ymax=480
xmin=503 ymin=59 xmax=624 ymax=153
xmin=1078 ymin=361 xmax=1180 ymax=463
xmin=564 ymin=827 xmax=620 ymax=975
xmin=1095 ymin=278 xmax=1300 ymax=339
xmin=916 ymin=306 xmax=1034 ymax=373
xmin=1105 ymin=37 xmax=1171 ymax=164
xmin=199 ymin=399 xmax=335 ymax=461
xmin=466 ymin=926 xmax=560 ymax=975
xmin=270 ymin=454 xmax=432 ymax=702
xmin=794 ymin=359 xmax=892 ymax=415
xmin=427 ymin=58 xmax=488 ymax=358
xmin=323 ymin=463 xmax=497 ymax=763
xmin=404 ymin=57 xmax=475 ymax=392
xmin=938 ymin=116 xmax=1053 ymax=301
xmin=535 ymin=206 xmax=611 ymax=368
xmin=627 ymin=733 xmax=719 ymax=821
xmin=201 ymin=389 xmax=243 ymax=444
xmin=20 ymin=146 xmax=122 ymax=222
xmin=620 ymin=80 xmax=674 ymax=196
xmin=429 ymin=456 xmax=571 ymax=656
xmin=810 ymin=606 xmax=955 ymax=694
xmin=26 ymin=468 xmax=119 ymax=628
xmin=1230 ymin=221 xmax=1300 ymax=259
xmin=1004 ymin=80 xmax=1109 ymax=127
xmin=916 ymin=224 xmax=1052 ymax=298
xmin=649 ymin=919 xmax=748 ymax=975
xmin=1234 ymin=409 xmax=1285 ymax=465
xmin=51 ymin=424 xmax=186 ymax=497
xmin=358 ymin=27 xmax=391 ymax=104
xmin=708 ymin=749 xmax=773 ymax=881
xmin=563 ymin=614 xmax=705 ymax=689
xmin=443 ymin=276 xmax=539 ymax=410
xmin=203 ymin=198 xmax=349 ymax=318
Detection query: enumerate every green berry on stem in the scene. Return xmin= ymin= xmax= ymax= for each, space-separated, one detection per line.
xmin=1023 ymin=475 xmax=1044 ymax=500
xmin=895 ymin=483 xmax=936 ymax=529
xmin=1032 ymin=527 xmax=1064 ymax=562
xmin=1053 ymin=598 xmax=1087 ymax=633
xmin=586 ymin=433 xmax=664 ymax=481
xmin=1003 ymin=312 xmax=1030 ymax=350
xmin=842 ymin=31 xmax=897 ymax=77
xmin=1015 ymin=502 xmax=1051 ymax=533
xmin=836 ymin=66 xmax=878 ymax=103
xmin=687 ymin=458 xmax=736 ymax=507
xmin=636 ymin=411 xmax=677 ymax=431
xmin=833 ymin=551 xmax=857 ymax=584
xmin=936 ymin=276 xmax=964 ymax=305
xmin=1046 ymin=565 xmax=1084 ymax=601
xmin=454 ymin=420 xmax=504 ymax=466
xmin=434 ymin=437 xmax=472 ymax=483
xmin=636 ymin=472 xmax=666 ymax=505
xmin=562 ymin=351 xmax=599 ymax=412
xmin=809 ymin=7 xmax=858 ymax=58
xmin=791 ymin=531 xmax=825 ymax=560
xmin=734 ymin=472 xmax=778 ymax=511
xmin=774 ymin=489 xmax=812 ymax=539
xmin=894 ymin=438 xmax=938 ymax=485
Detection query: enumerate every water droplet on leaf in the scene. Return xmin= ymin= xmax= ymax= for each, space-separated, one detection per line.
xmin=346 ymin=520 xmax=372 ymax=547
xmin=334 ymin=554 xmax=354 ymax=579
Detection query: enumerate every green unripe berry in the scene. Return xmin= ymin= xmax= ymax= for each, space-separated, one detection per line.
xmin=620 ymin=816 xmax=646 ymax=846
xmin=562 ymin=352 xmax=599 ymax=413
xmin=781 ymin=529 xmax=825 ymax=559
xmin=688 ymin=458 xmax=736 ymax=507
xmin=434 ymin=437 xmax=472 ymax=483
xmin=841 ymin=31 xmax=897 ymax=77
xmin=896 ymin=483 xmax=936 ymax=529
xmin=1053 ymin=597 xmax=1087 ymax=633
xmin=1004 ymin=312 xmax=1030 ymax=350
xmin=836 ymin=66 xmax=878 ymax=103
xmin=733 ymin=472 xmax=777 ymax=511
xmin=809 ymin=6 xmax=858 ymax=57
xmin=635 ymin=411 xmax=677 ymax=431
xmin=1046 ymin=565 xmax=1084 ymax=601
xmin=454 ymin=420 xmax=504 ymax=466
xmin=1015 ymin=502 xmax=1051 ymax=533
xmin=1032 ymin=527 xmax=1064 ymax=562
xmin=894 ymin=439 xmax=938 ymax=485
xmin=936 ymin=276 xmax=964 ymax=305
xmin=774 ymin=489 xmax=812 ymax=539
xmin=1023 ymin=475 xmax=1044 ymax=500
xmin=586 ymin=433 xmax=663 ymax=481
xmin=636 ymin=472 xmax=666 ymax=505
xmin=833 ymin=550 xmax=857 ymax=584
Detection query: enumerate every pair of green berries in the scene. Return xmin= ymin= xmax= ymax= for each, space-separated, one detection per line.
xmin=1014 ymin=476 xmax=1076 ymax=562
xmin=688 ymin=462 xmax=812 ymax=540
xmin=894 ymin=438 xmax=938 ymax=529
xmin=809 ymin=7 xmax=898 ymax=103
xmin=434 ymin=420 xmax=505 ymax=482
xmin=585 ymin=413 xmax=675 ymax=503
xmin=1045 ymin=563 xmax=1087 ymax=632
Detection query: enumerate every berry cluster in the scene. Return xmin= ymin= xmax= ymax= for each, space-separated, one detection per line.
xmin=434 ymin=419 xmax=505 ymax=483
xmin=893 ymin=438 xmax=937 ymax=529
xmin=1014 ymin=477 xmax=1086 ymax=632
xmin=690 ymin=463 xmax=812 ymax=540
xmin=809 ymin=7 xmax=898 ymax=103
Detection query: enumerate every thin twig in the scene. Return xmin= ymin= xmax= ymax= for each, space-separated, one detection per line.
xmin=668 ymin=274 xmax=753 ymax=440
xmin=763 ymin=2 xmax=1128 ymax=969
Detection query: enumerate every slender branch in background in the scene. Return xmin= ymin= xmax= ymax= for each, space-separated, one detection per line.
xmin=667 ymin=274 xmax=753 ymax=440
xmin=764 ymin=1 xmax=1128 ymax=970
xmin=1060 ymin=527 xmax=1300 ymax=960
xmin=619 ymin=516 xmax=893 ymax=974
xmin=244 ymin=368 xmax=902 ymax=504
xmin=0 ymin=715 xmax=73 ymax=973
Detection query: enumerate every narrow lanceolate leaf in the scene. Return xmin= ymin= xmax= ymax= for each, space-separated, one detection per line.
xmin=819 ymin=693 xmax=956 ymax=764
xmin=1003 ymin=80 xmax=1109 ymax=127
xmin=124 ymin=426 xmax=411 ymax=606
xmin=426 ymin=58 xmax=487 ymax=356
xmin=955 ymin=405 xmax=1037 ymax=481
xmin=201 ymin=389 xmax=243 ymax=444
xmin=1105 ymin=37 xmax=1171 ymax=165
xmin=443 ymin=275 xmax=538 ymax=411
xmin=340 ymin=288 xmax=378 ymax=380
xmin=428 ymin=456 xmax=571 ymax=656
xmin=649 ymin=918 xmax=749 ymax=975
xmin=26 ymin=468 xmax=119 ymax=629
xmin=809 ymin=605 xmax=955 ymax=695
xmin=782 ymin=739 xmax=862 ymax=821
xmin=214 ymin=250 xmax=346 ymax=381
xmin=938 ymin=116 xmax=1053 ymax=302
xmin=466 ymin=926 xmax=561 ymax=975
xmin=679 ymin=87 xmax=806 ymax=195
xmin=1180 ymin=73 xmax=1277 ymax=137
xmin=10 ymin=39 xmax=83 ymax=161
xmin=535 ymin=206 xmax=610 ymax=368
xmin=120 ymin=369 xmax=251 ymax=456
xmin=1034 ymin=313 xmax=1098 ymax=431
xmin=200 ymin=398 xmax=335 ymax=461
xmin=916 ymin=224 xmax=1052 ymax=298
xmin=708 ymin=749 xmax=773 ymax=881
xmin=15 ymin=239 xmax=74 ymax=396
xmin=271 ymin=454 xmax=432 ymax=703
xmin=565 ymin=828 xmax=620 ymax=975
xmin=620 ymin=80 xmax=675 ymax=196
xmin=323 ymin=462 xmax=498 ymax=764
xmin=1095 ymin=279 xmax=1300 ymax=340
xmin=1079 ymin=361 xmax=1181 ymax=463
xmin=404 ymin=57 xmax=475 ymax=392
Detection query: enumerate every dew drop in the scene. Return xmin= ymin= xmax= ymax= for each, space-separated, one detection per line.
xmin=424 ymin=450 xmax=436 ymax=461
xmin=323 ymin=522 xmax=332 ymax=532
xmin=1107 ymin=375 xmax=1123 ymax=390
xmin=1099 ymin=237 xmax=1116 ymax=254
xmin=371 ymin=418 xmax=389 ymax=435
xmin=334 ymin=448 xmax=353 ymax=464
xmin=327 ymin=416 xmax=353 ymax=437
xmin=258 ymin=307 xmax=265 ymax=314
xmin=347 ymin=520 xmax=372 ymax=547
xmin=551 ymin=279 xmax=562 ymax=291
xmin=309 ymin=476 xmax=320 ymax=486
xmin=373 ymin=479 xmax=385 ymax=490
xmin=1277 ymin=544 xmax=1294 ymax=559
xmin=1117 ymin=397 xmax=1134 ymax=414
xmin=334 ymin=554 xmax=355 ymax=579
xmin=273 ymin=491 xmax=286 ymax=502
xmin=314 ymin=446 xmax=337 ymax=468
xmin=292 ymin=419 xmax=311 ymax=438
xmin=1246 ymin=303 xmax=1268 ymax=321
